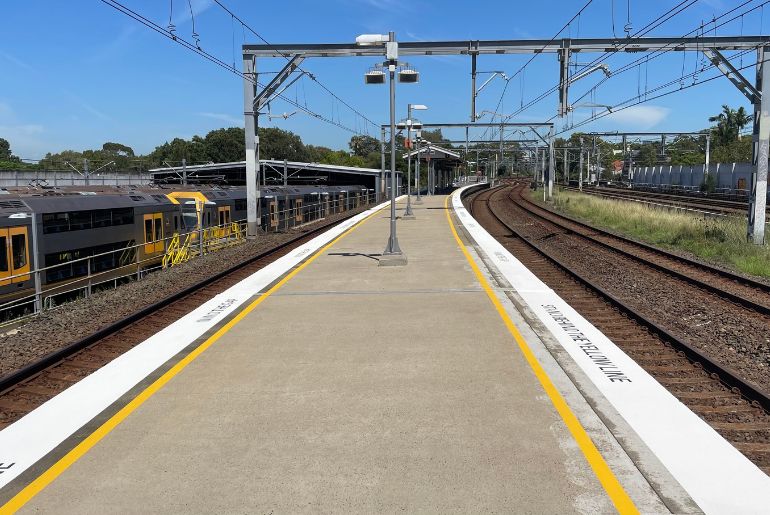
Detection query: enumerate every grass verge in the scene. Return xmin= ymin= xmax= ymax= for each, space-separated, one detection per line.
xmin=530 ymin=186 xmax=770 ymax=279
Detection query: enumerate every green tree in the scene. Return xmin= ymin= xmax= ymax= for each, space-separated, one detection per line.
xmin=420 ymin=129 xmax=451 ymax=146
xmin=204 ymin=127 xmax=245 ymax=163
xmin=636 ymin=144 xmax=657 ymax=166
xmin=668 ymin=135 xmax=706 ymax=166
xmin=0 ymin=138 xmax=12 ymax=160
xmin=348 ymin=135 xmax=379 ymax=157
xmin=711 ymin=135 xmax=752 ymax=163
xmin=101 ymin=142 xmax=135 ymax=157
xmin=257 ymin=127 xmax=308 ymax=162
xmin=709 ymin=104 xmax=752 ymax=145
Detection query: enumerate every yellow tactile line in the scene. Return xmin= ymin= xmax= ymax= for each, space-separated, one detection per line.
xmin=0 ymin=208 xmax=381 ymax=514
xmin=445 ymin=193 xmax=639 ymax=515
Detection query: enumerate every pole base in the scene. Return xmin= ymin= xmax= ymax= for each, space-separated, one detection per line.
xmin=414 ymin=198 xmax=423 ymax=204
xmin=402 ymin=214 xmax=416 ymax=220
xmin=379 ymin=251 xmax=408 ymax=266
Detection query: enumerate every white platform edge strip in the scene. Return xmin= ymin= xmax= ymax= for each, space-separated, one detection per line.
xmin=452 ymin=185 xmax=770 ymax=515
xmin=0 ymin=199 xmax=392 ymax=490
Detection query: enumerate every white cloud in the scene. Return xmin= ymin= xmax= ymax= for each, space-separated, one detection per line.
xmin=172 ymin=0 xmax=216 ymax=26
xmin=604 ymin=105 xmax=670 ymax=129
xmin=197 ymin=112 xmax=243 ymax=126
xmin=0 ymin=52 xmax=34 ymax=72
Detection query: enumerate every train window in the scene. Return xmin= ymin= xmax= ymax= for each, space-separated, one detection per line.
xmin=144 ymin=218 xmax=153 ymax=242
xmin=234 ymin=199 xmax=246 ymax=211
xmin=92 ymin=209 xmax=111 ymax=228
xmin=69 ymin=211 xmax=92 ymax=231
xmin=42 ymin=212 xmax=70 ymax=234
xmin=207 ymin=212 xmax=211 ymax=226
xmin=218 ymin=210 xmax=224 ymax=226
xmin=11 ymin=234 xmax=26 ymax=269
xmin=154 ymin=216 xmax=162 ymax=241
xmin=174 ymin=216 xmax=179 ymax=231
xmin=112 ymin=208 xmax=133 ymax=226
xmin=0 ymin=236 xmax=7 ymax=272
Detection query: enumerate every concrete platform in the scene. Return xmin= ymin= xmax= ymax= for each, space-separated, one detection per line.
xmin=3 ymin=194 xmax=672 ymax=513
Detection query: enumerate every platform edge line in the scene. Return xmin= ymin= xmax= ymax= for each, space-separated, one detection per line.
xmin=445 ymin=192 xmax=639 ymax=515
xmin=0 ymin=208 xmax=380 ymax=515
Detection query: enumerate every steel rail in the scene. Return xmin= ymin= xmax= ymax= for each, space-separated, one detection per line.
xmin=464 ymin=184 xmax=770 ymax=412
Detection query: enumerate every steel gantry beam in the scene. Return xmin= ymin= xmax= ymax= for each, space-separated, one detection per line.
xmin=244 ymin=36 xmax=770 ymax=57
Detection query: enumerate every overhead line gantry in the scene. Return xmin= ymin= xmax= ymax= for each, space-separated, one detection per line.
xmin=244 ymin=35 xmax=770 ymax=243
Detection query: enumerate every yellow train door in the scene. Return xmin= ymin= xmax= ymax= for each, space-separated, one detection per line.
xmin=143 ymin=213 xmax=164 ymax=254
xmin=0 ymin=229 xmax=9 ymax=286
xmin=295 ymin=199 xmax=303 ymax=223
xmin=153 ymin=213 xmax=163 ymax=253
xmin=269 ymin=201 xmax=278 ymax=229
xmin=9 ymin=226 xmax=30 ymax=283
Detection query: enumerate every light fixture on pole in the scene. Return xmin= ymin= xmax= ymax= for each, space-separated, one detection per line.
xmin=399 ymin=107 xmax=425 ymax=218
xmin=357 ymin=31 xmax=417 ymax=267
xmin=405 ymin=104 xmax=427 ymax=211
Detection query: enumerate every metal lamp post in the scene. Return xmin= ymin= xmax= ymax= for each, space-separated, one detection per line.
xmin=357 ymin=31 xmax=416 ymax=266
xmin=415 ymin=130 xmax=423 ymax=203
xmin=404 ymin=104 xmax=427 ymax=217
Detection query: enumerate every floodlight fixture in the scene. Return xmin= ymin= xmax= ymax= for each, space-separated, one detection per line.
xmin=398 ymin=63 xmax=419 ymax=83
xmin=365 ymin=67 xmax=386 ymax=84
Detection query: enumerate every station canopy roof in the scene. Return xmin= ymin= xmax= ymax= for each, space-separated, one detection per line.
xmin=148 ymin=160 xmax=395 ymax=187
xmin=403 ymin=145 xmax=462 ymax=162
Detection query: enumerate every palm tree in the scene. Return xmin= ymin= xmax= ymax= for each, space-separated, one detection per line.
xmin=709 ymin=105 xmax=752 ymax=145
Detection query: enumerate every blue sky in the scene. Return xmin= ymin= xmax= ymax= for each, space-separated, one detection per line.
xmin=0 ymin=0 xmax=764 ymax=161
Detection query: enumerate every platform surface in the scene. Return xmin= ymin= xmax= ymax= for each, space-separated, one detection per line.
xmin=11 ymin=194 xmax=642 ymax=513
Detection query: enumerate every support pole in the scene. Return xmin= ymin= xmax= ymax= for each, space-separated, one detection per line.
xmin=182 ymin=158 xmax=187 ymax=186
xmin=749 ymin=45 xmax=769 ymax=244
xmin=283 ymin=159 xmax=288 ymax=186
xmin=579 ymin=139 xmax=584 ymax=191
xmin=547 ymin=128 xmax=555 ymax=200
xmin=622 ymin=134 xmax=628 ymax=182
xmin=381 ymin=32 xmax=406 ymax=265
xmin=499 ymin=122 xmax=504 ymax=183
xmin=705 ymin=133 xmax=711 ymax=171
xmin=470 ymin=52 xmax=477 ymax=121
xmin=380 ymin=127 xmax=386 ymax=201
xmin=415 ymin=138 xmax=422 ymax=203
xmin=404 ymin=105 xmax=415 ymax=218
xmin=31 ymin=213 xmax=42 ymax=313
xmin=564 ymin=148 xmax=569 ymax=185
xmin=243 ymin=54 xmax=259 ymax=237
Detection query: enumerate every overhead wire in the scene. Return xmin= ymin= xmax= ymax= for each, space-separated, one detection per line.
xmin=210 ymin=0 xmax=378 ymax=133
xmin=99 ymin=0 xmax=364 ymax=134
xmin=507 ymin=0 xmax=760 ymax=123
xmin=476 ymin=0 xmax=595 ymax=142
xmin=558 ymin=47 xmax=761 ymax=134
xmin=566 ymin=0 xmax=768 ymax=110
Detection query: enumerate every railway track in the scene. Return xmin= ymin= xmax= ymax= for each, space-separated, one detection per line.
xmin=566 ymin=185 xmax=758 ymax=218
xmin=0 ymin=210 xmax=363 ymax=429
xmin=465 ymin=184 xmax=770 ymax=474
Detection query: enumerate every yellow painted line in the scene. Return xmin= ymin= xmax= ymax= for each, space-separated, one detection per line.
xmin=445 ymin=193 xmax=639 ymax=515
xmin=0 ymin=208 xmax=381 ymax=514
